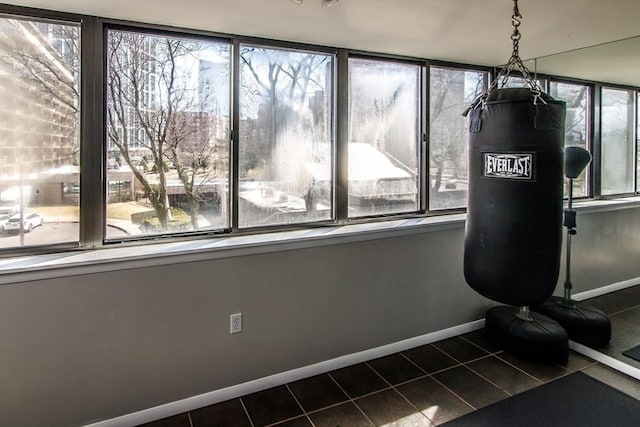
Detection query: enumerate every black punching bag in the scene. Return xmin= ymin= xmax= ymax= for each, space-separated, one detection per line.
xmin=464 ymin=88 xmax=565 ymax=307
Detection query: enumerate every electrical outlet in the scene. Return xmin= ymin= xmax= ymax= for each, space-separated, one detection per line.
xmin=230 ymin=313 xmax=242 ymax=334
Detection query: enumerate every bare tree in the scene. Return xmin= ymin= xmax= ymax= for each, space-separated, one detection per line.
xmin=430 ymin=69 xmax=484 ymax=194
xmin=564 ymin=86 xmax=587 ymax=144
xmin=166 ymin=110 xmax=221 ymax=227
xmin=240 ymin=47 xmax=330 ymax=179
xmin=107 ymin=31 xmax=223 ymax=230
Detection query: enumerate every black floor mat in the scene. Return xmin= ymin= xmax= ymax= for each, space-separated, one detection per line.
xmin=442 ymin=371 xmax=640 ymax=427
xmin=623 ymin=344 xmax=640 ymax=362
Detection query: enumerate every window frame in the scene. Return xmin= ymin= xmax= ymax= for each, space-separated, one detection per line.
xmin=598 ymin=85 xmax=638 ymax=197
xmin=0 ymin=6 xmax=85 ymax=255
xmin=548 ymin=77 xmax=594 ymax=200
xmin=427 ymin=63 xmax=490 ymax=211
xmin=235 ymin=42 xmax=338 ymax=230
xmin=346 ymin=54 xmax=425 ymax=219
xmin=102 ymin=23 xmax=235 ymax=242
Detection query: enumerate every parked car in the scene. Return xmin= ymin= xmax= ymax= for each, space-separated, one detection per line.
xmin=0 ymin=200 xmax=19 ymax=216
xmin=0 ymin=214 xmax=11 ymax=233
xmin=4 ymin=212 xmax=44 ymax=233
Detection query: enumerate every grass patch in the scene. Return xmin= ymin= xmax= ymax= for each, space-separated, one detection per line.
xmin=107 ymin=202 xmax=155 ymax=220
xmin=140 ymin=208 xmax=192 ymax=232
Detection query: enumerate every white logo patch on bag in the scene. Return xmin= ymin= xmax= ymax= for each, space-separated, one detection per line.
xmin=483 ymin=153 xmax=534 ymax=180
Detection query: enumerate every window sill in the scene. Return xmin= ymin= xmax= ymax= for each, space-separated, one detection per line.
xmin=571 ymin=195 xmax=640 ymax=213
xmin=1 ymin=196 xmax=639 ymax=285
xmin=0 ymin=213 xmax=466 ymax=285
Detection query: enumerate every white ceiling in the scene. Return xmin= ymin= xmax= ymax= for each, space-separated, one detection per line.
xmin=4 ymin=0 xmax=640 ymax=86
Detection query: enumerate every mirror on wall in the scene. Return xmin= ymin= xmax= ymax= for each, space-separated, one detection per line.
xmin=525 ymin=37 xmax=640 ymax=376
xmin=479 ymin=37 xmax=639 ymax=373
xmin=529 ymin=35 xmax=640 ymax=87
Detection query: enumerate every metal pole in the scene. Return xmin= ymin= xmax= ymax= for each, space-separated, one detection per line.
xmin=517 ymin=306 xmax=533 ymax=321
xmin=562 ymin=177 xmax=576 ymax=306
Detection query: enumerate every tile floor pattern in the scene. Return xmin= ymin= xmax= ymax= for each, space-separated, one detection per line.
xmin=139 ymin=331 xmax=640 ymax=427
xmin=140 ymin=287 xmax=640 ymax=427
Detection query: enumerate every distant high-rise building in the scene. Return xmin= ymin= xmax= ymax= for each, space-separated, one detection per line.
xmin=0 ymin=18 xmax=79 ymax=178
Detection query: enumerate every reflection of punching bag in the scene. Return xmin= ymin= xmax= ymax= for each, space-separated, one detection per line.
xmin=464 ymin=88 xmax=565 ymax=307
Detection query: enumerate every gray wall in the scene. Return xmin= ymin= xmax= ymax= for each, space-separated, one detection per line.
xmin=567 ymin=206 xmax=640 ymax=290
xmin=1 ymin=205 xmax=639 ymax=426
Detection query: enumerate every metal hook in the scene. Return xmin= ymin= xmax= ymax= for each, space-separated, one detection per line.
xmin=513 ymin=0 xmax=521 ymax=19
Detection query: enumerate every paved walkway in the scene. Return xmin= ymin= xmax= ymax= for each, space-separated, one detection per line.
xmin=106 ymin=218 xmax=141 ymax=235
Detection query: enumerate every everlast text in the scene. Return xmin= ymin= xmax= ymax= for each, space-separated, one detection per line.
xmin=483 ymin=153 xmax=533 ymax=180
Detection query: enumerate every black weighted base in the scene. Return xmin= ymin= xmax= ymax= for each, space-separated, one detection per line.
xmin=485 ymin=306 xmax=569 ymax=364
xmin=534 ymin=296 xmax=611 ymax=348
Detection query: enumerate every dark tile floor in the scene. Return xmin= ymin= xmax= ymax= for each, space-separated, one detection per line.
xmin=140 ymin=287 xmax=640 ymax=427
xmin=585 ymin=285 xmax=640 ymax=370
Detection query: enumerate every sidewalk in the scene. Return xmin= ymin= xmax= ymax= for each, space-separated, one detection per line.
xmin=106 ymin=218 xmax=141 ymax=235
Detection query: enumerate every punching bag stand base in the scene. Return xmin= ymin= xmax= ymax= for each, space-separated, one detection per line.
xmin=485 ymin=306 xmax=569 ymax=364
xmin=535 ymin=296 xmax=611 ymax=348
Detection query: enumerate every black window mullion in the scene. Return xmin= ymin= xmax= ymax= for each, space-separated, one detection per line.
xmin=633 ymin=90 xmax=640 ymax=194
xmin=230 ymin=39 xmax=241 ymax=232
xmin=335 ymin=49 xmax=349 ymax=223
xmin=80 ymin=16 xmax=105 ymax=248
xmin=592 ymin=85 xmax=603 ymax=198
xmin=420 ymin=62 xmax=429 ymax=213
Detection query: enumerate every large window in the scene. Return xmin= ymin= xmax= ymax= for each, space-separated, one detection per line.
xmin=0 ymin=17 xmax=80 ymax=249
xmin=429 ymin=66 xmax=486 ymax=210
xmin=549 ymin=81 xmax=590 ymax=197
xmin=601 ymin=87 xmax=635 ymax=195
xmin=106 ymin=29 xmax=231 ymax=238
xmin=348 ymin=58 xmax=420 ymax=217
xmin=238 ymin=45 xmax=334 ymax=227
xmin=2 ymin=5 xmax=639 ymax=257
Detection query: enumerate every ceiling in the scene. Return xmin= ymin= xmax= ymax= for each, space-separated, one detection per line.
xmin=4 ymin=0 xmax=640 ymax=86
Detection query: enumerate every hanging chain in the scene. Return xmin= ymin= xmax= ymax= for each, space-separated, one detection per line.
xmin=463 ymin=0 xmax=545 ymax=116
xmin=510 ymin=0 xmax=522 ymax=61
xmin=499 ymin=0 xmax=543 ymax=92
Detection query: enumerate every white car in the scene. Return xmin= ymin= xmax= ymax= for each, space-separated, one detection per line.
xmin=4 ymin=212 xmax=44 ymax=233
xmin=0 ymin=200 xmax=19 ymax=216
xmin=0 ymin=214 xmax=10 ymax=232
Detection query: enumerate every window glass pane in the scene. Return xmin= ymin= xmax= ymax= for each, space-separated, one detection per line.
xmin=549 ymin=82 xmax=590 ymax=197
xmin=429 ymin=67 xmax=486 ymax=210
xmin=497 ymin=74 xmax=543 ymax=89
xmin=0 ymin=17 xmax=80 ymax=249
xmin=348 ymin=58 xmax=419 ymax=217
xmin=499 ymin=76 xmax=529 ymax=88
xmin=238 ymin=46 xmax=333 ymax=227
xmin=106 ymin=30 xmax=230 ymax=238
xmin=601 ymin=88 xmax=634 ymax=195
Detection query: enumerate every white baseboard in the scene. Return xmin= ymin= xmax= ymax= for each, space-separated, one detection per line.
xmin=85 ymin=319 xmax=485 ymax=427
xmin=573 ymin=277 xmax=640 ymax=301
